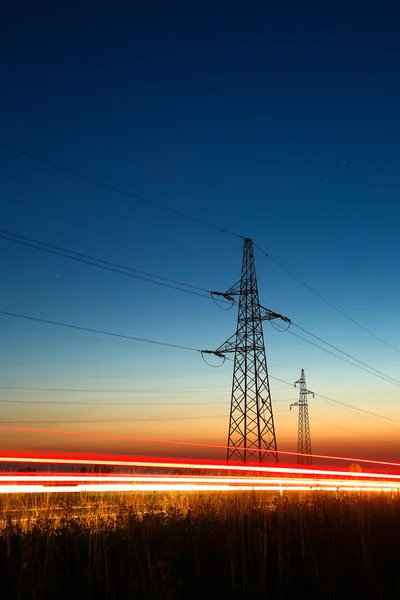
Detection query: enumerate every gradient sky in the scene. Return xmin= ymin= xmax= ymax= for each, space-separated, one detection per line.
xmin=1 ymin=0 xmax=400 ymax=464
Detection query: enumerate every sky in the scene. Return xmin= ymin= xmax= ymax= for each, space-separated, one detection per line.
xmin=1 ymin=0 xmax=400 ymax=466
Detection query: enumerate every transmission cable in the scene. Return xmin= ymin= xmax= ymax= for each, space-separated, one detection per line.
xmin=2 ymin=309 xmax=399 ymax=430
xmin=0 ymin=415 xmax=228 ymax=424
xmin=0 ymin=230 xmax=223 ymax=302
xmin=253 ymin=241 xmax=400 ymax=354
xmin=0 ymin=399 xmax=229 ymax=406
xmin=270 ymin=374 xmax=400 ymax=431
xmin=308 ymin=416 xmax=393 ymax=443
xmin=314 ymin=392 xmax=400 ymax=426
xmin=0 ymin=387 xmax=227 ymax=394
xmin=286 ymin=328 xmax=400 ymax=387
xmin=214 ymin=296 xmax=400 ymax=387
xmin=0 ymin=310 xmax=202 ymax=353
xmin=289 ymin=322 xmax=400 ymax=386
xmin=0 ymin=143 xmax=243 ymax=239
xmin=6 ymin=227 xmax=396 ymax=384
xmin=3 ymin=142 xmax=398 ymax=354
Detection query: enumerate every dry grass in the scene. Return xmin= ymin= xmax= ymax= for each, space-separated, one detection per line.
xmin=0 ymin=490 xmax=400 ymax=599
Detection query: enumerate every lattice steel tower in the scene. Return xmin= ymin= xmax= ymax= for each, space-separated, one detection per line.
xmin=203 ymin=238 xmax=290 ymax=463
xmin=290 ymin=369 xmax=314 ymax=466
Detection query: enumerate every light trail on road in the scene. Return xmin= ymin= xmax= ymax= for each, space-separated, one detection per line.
xmin=2 ymin=455 xmax=400 ymax=481
xmin=0 ymin=474 xmax=399 ymax=494
xmin=1 ymin=455 xmax=400 ymax=493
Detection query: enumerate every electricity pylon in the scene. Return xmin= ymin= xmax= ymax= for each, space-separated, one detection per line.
xmin=290 ymin=369 xmax=314 ymax=466
xmin=202 ymin=238 xmax=290 ymax=463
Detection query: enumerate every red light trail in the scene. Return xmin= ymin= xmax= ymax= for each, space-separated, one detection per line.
xmin=0 ymin=456 xmax=400 ymax=481
xmin=1 ymin=424 xmax=400 ymax=470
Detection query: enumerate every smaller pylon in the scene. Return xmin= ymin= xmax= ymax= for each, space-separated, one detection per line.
xmin=290 ymin=369 xmax=314 ymax=466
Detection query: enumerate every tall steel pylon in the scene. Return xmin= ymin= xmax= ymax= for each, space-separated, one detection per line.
xmin=203 ymin=238 xmax=290 ymax=463
xmin=290 ymin=369 xmax=314 ymax=466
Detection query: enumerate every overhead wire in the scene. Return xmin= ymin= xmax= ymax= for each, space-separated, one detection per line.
xmin=0 ymin=398 xmax=292 ymax=406
xmin=286 ymin=328 xmax=400 ymax=387
xmin=314 ymin=392 xmax=400 ymax=426
xmin=1 ymin=309 xmax=399 ymax=433
xmin=0 ymin=415 xmax=229 ymax=424
xmin=2 ymin=237 xmax=396 ymax=385
xmin=0 ymin=310 xmax=201 ymax=353
xmin=0 ymin=386 xmax=293 ymax=393
xmin=308 ymin=416 xmax=393 ymax=443
xmin=0 ymin=143 xmax=244 ymax=239
xmin=4 ymin=143 xmax=398 ymax=355
xmin=2 ymin=142 xmax=398 ymax=355
xmin=0 ymin=410 xmax=289 ymax=423
xmin=290 ymin=321 xmax=400 ymax=385
xmin=0 ymin=230 xmax=222 ymax=302
xmin=223 ymin=299 xmax=400 ymax=387
xmin=315 ymin=398 xmax=400 ymax=431
xmin=0 ymin=387 xmax=228 ymax=394
xmin=1 ymin=232 xmax=397 ymax=383
xmin=253 ymin=241 xmax=400 ymax=354
xmin=271 ymin=374 xmax=400 ymax=433
xmin=0 ymin=400 xmax=228 ymax=406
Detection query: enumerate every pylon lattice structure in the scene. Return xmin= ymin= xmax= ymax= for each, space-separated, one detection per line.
xmin=203 ymin=238 xmax=290 ymax=463
xmin=290 ymin=369 xmax=314 ymax=466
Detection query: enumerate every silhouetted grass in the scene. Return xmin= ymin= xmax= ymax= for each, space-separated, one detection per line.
xmin=1 ymin=490 xmax=400 ymax=599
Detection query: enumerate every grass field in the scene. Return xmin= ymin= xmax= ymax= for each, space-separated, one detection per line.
xmin=1 ymin=489 xmax=400 ymax=599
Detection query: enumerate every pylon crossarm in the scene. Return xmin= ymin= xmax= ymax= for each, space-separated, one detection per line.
xmin=214 ymin=333 xmax=237 ymax=355
xmin=224 ymin=280 xmax=241 ymax=297
xmin=210 ymin=291 xmax=235 ymax=303
xmin=210 ymin=280 xmax=241 ymax=303
xmin=201 ymin=350 xmax=225 ymax=359
xmin=201 ymin=332 xmax=238 ymax=358
xmin=259 ymin=305 xmax=291 ymax=324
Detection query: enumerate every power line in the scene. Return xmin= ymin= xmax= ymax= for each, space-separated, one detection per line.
xmin=0 ymin=409 xmax=290 ymax=424
xmin=0 ymin=310 xmax=202 ymax=353
xmin=0 ymin=400 xmax=229 ymax=406
xmin=3 ymin=143 xmax=398 ymax=356
xmin=212 ymin=297 xmax=400 ymax=389
xmin=0 ymin=230 xmax=216 ymax=302
xmin=3 ymin=230 xmax=396 ymax=386
xmin=315 ymin=398 xmax=400 ymax=431
xmin=0 ymin=239 xmax=400 ymax=422
xmin=309 ymin=416 xmax=392 ymax=443
xmin=0 ymin=386 xmax=291 ymax=393
xmin=271 ymin=373 xmax=400 ymax=433
xmin=314 ymin=392 xmax=400 ymax=426
xmin=4 ymin=229 xmax=396 ymax=384
xmin=0 ymin=387 xmax=227 ymax=394
xmin=0 ymin=143 xmax=243 ymax=239
xmin=0 ymin=398 xmax=292 ymax=406
xmin=13 ymin=226 xmax=398 ymax=387
xmin=289 ymin=322 xmax=400 ymax=386
xmin=270 ymin=317 xmax=400 ymax=388
xmin=286 ymin=328 xmax=400 ymax=387
xmin=2 ymin=309 xmax=399 ymax=430
xmin=254 ymin=242 xmax=400 ymax=354
xmin=0 ymin=415 xmax=228 ymax=424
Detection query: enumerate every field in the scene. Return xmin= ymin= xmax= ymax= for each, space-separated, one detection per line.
xmin=1 ymin=490 xmax=400 ymax=599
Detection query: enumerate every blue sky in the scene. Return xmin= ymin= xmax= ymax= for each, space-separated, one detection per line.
xmin=1 ymin=0 xmax=400 ymax=462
